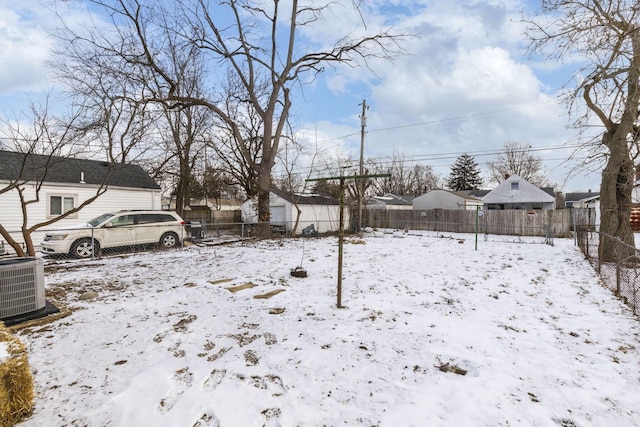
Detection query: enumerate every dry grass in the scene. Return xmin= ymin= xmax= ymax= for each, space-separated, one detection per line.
xmin=0 ymin=323 xmax=34 ymax=427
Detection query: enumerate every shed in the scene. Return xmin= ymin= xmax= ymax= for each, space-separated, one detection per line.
xmin=413 ymin=189 xmax=483 ymax=210
xmin=241 ymin=188 xmax=346 ymax=234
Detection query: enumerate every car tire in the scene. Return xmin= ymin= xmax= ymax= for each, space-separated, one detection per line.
xmin=70 ymin=238 xmax=99 ymax=259
xmin=159 ymin=232 xmax=179 ymax=249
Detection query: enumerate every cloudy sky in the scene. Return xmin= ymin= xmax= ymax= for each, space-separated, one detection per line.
xmin=0 ymin=0 xmax=602 ymax=192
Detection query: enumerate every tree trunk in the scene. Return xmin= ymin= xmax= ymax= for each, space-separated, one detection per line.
xmin=256 ymin=167 xmax=272 ymax=237
xmin=599 ymin=131 xmax=635 ymax=262
xmin=22 ymin=229 xmax=36 ymax=257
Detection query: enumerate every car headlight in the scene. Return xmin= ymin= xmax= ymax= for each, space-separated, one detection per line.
xmin=46 ymin=234 xmax=69 ymax=241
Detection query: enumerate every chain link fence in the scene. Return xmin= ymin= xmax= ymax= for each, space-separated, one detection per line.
xmin=576 ymin=227 xmax=640 ymax=315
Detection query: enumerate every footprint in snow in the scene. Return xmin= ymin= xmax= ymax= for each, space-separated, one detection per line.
xmin=192 ymin=411 xmax=220 ymax=427
xmin=257 ymin=407 xmax=282 ymax=427
xmin=246 ymin=374 xmax=286 ymax=396
xmin=153 ymin=330 xmax=168 ymax=343
xmin=203 ymin=368 xmax=226 ymax=391
xmin=158 ymin=367 xmax=193 ymax=413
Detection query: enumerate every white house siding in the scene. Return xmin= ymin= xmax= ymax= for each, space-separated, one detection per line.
xmin=0 ymin=181 xmax=161 ymax=245
xmin=633 ymin=185 xmax=640 ymax=204
xmin=271 ymin=205 xmax=287 ymax=226
xmin=291 ymin=203 xmax=344 ymax=234
xmin=276 ymin=194 xmax=344 ymax=234
xmin=241 ymin=192 xmax=346 ymax=234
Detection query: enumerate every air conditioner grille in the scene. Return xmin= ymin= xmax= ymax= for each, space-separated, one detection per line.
xmin=0 ymin=266 xmax=39 ymax=318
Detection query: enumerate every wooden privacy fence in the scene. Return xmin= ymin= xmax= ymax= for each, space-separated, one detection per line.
xmin=182 ymin=209 xmax=241 ymax=225
xmin=360 ymin=208 xmax=595 ymax=237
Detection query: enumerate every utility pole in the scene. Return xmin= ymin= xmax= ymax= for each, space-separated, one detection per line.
xmin=358 ymin=100 xmax=367 ymax=232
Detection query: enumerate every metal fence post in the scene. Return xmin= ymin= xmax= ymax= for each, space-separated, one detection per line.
xmin=597 ymin=232 xmax=602 ymax=274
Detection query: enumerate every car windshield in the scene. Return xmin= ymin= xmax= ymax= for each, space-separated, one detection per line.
xmin=88 ymin=213 xmax=115 ymax=227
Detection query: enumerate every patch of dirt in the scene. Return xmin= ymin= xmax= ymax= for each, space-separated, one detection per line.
xmin=226 ymin=283 xmax=257 ymax=292
xmin=44 ymin=261 xmax=105 ymax=274
xmin=46 ymin=279 xmax=127 ymax=304
xmin=254 ymin=289 xmax=286 ymax=299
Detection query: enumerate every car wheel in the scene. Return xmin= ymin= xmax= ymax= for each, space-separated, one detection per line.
xmin=70 ymin=238 xmax=99 ymax=259
xmin=159 ymin=232 xmax=179 ymax=249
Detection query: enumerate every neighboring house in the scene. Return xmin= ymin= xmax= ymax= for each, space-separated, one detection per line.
xmin=579 ymin=182 xmax=640 ymax=230
xmin=241 ymin=188 xmax=347 ymax=234
xmin=0 ymin=150 xmax=162 ymax=233
xmin=564 ymin=191 xmax=600 ymax=230
xmin=633 ymin=182 xmax=640 ymax=204
xmin=412 ymin=189 xmax=483 ymax=210
xmin=365 ymin=194 xmax=414 ymax=210
xmin=482 ymin=175 xmax=556 ymax=210
xmin=565 ymin=191 xmax=599 ymax=208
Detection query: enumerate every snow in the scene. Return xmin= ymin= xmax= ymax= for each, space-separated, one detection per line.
xmin=14 ymin=230 xmax=640 ymax=426
xmin=0 ymin=342 xmax=8 ymax=362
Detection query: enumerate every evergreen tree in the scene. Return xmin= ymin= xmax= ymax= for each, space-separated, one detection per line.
xmin=446 ymin=154 xmax=483 ymax=191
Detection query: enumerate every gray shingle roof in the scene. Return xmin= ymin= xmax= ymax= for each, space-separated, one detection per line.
xmin=0 ymin=150 xmax=160 ymax=190
xmin=271 ymin=188 xmax=340 ymax=205
xmin=459 ymin=189 xmax=490 ymax=198
xmin=565 ymin=192 xmax=599 ymax=202
xmin=371 ymin=194 xmax=414 ymax=206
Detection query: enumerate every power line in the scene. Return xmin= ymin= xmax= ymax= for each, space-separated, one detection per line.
xmin=367 ymin=100 xmax=559 ymax=134
xmin=287 ymin=142 xmax=592 ymax=176
xmin=296 ymin=99 xmax=562 ymax=148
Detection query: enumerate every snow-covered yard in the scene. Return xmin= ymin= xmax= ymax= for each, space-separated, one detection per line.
xmin=14 ymin=230 xmax=640 ymax=426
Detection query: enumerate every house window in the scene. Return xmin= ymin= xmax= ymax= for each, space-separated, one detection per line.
xmin=510 ymin=181 xmax=519 ymax=190
xmin=49 ymin=194 xmax=77 ymax=217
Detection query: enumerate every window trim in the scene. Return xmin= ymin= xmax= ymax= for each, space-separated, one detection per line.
xmin=47 ymin=193 xmax=78 ymax=218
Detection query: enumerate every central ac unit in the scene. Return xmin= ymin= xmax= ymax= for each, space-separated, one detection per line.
xmin=0 ymin=257 xmax=46 ymax=319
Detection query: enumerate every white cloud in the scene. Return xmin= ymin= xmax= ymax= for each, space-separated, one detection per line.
xmin=0 ymin=0 xmax=601 ymax=192
xmin=293 ymin=0 xmax=599 ymax=191
xmin=0 ymin=2 xmax=54 ymax=94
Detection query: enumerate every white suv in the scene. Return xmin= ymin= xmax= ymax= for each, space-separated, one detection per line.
xmin=41 ymin=210 xmax=186 ymax=259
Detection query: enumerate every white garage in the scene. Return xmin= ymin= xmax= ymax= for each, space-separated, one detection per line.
xmin=241 ymin=188 xmax=347 ymax=234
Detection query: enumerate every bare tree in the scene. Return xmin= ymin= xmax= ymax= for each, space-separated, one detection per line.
xmin=204 ymin=72 xmax=269 ymax=201
xmin=370 ymin=150 xmax=440 ymax=196
xmin=68 ymin=0 xmax=406 ymax=236
xmin=53 ymin=24 xmax=159 ymax=165
xmin=57 ymin=10 xmax=215 ymax=218
xmin=189 ymin=165 xmax=241 ymax=202
xmin=486 ymin=141 xmax=548 ymax=187
xmin=526 ymin=0 xmax=640 ymax=257
xmin=311 ymin=154 xmax=374 ymax=201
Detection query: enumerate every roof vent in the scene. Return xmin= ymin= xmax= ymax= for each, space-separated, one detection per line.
xmin=80 ymin=172 xmax=86 ymax=184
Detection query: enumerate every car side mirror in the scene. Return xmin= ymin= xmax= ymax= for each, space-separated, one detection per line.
xmin=103 ymin=222 xmax=113 ymax=228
